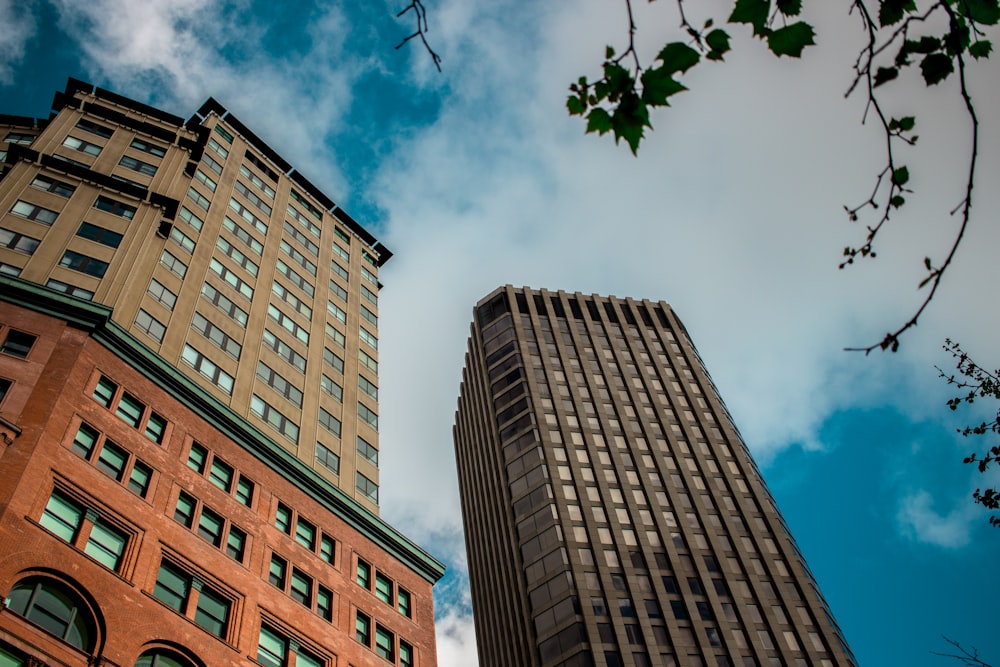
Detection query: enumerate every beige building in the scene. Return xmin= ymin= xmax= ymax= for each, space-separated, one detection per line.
xmin=1 ymin=78 xmax=387 ymax=512
xmin=454 ymin=286 xmax=856 ymax=667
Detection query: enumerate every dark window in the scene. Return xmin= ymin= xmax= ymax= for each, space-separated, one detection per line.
xmin=94 ymin=195 xmax=136 ymax=220
xmin=76 ymin=222 xmax=123 ymax=248
xmin=59 ymin=250 xmax=108 ymax=277
xmin=1 ymin=330 xmax=36 ymax=359
xmin=7 ymin=577 xmax=95 ymax=651
xmin=76 ymin=118 xmax=114 ymax=138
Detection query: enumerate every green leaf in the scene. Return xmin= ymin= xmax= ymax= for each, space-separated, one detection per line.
xmin=874 ymin=66 xmax=898 ymax=87
xmin=586 ymin=108 xmax=613 ymax=135
xmin=611 ymin=92 xmax=650 ymax=155
xmin=920 ymin=52 xmax=954 ymax=85
xmin=958 ymin=0 xmax=1000 ymax=25
xmin=605 ymin=45 xmax=616 ymax=59
xmin=603 ymin=62 xmax=633 ymax=97
xmin=879 ymin=0 xmax=917 ymax=26
xmin=729 ymin=0 xmax=770 ymax=37
xmin=970 ymin=39 xmax=993 ymax=58
xmin=766 ymin=22 xmax=816 ymax=57
xmin=567 ymin=95 xmax=586 ymax=116
xmin=777 ymin=0 xmax=802 ymax=15
xmin=705 ymin=29 xmax=732 ymax=60
xmin=912 ymin=36 xmax=941 ymax=54
xmin=640 ymin=67 xmax=688 ymax=105
xmin=656 ymin=42 xmax=701 ymax=74
xmin=889 ymin=116 xmax=916 ymax=132
xmin=892 ymin=166 xmax=910 ymax=186
xmin=890 ymin=195 xmax=906 ymax=208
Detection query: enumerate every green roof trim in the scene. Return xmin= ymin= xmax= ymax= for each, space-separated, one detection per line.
xmin=0 ymin=276 xmax=445 ymax=584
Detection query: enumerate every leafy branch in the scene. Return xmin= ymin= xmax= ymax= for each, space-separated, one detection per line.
xmin=396 ymin=0 xmax=442 ymax=71
xmin=843 ymin=0 xmax=989 ymax=354
xmin=568 ymin=0 xmax=996 ymax=354
xmin=937 ymin=339 xmax=1000 ymax=526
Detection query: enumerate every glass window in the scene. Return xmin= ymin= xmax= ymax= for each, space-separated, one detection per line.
xmin=84 ymin=518 xmax=128 ymax=569
xmin=399 ymin=640 xmax=414 ymax=667
xmin=316 ymin=442 xmax=340 ymax=474
xmin=209 ymin=458 xmax=234 ymax=492
xmin=93 ymin=376 xmax=117 ymax=407
xmin=135 ymin=309 xmax=166 ymax=343
xmin=197 ymin=506 xmax=224 ymax=546
xmin=128 ymin=460 xmax=153 ymax=497
xmin=94 ymin=195 xmax=136 ymax=220
xmin=7 ymin=577 xmax=95 ymax=651
xmin=63 ymin=135 xmax=102 ymax=156
xmin=10 ymin=200 xmax=58 ymax=225
xmin=153 ymin=561 xmax=189 ymax=612
xmin=145 ymin=412 xmax=167 ymax=443
xmin=174 ymin=491 xmax=196 ymax=527
xmin=76 ymin=119 xmax=113 ymax=138
xmin=357 ymin=436 xmax=378 ymax=466
xmin=130 ymin=138 xmax=167 ymax=158
xmin=236 ymin=476 xmax=254 ymax=506
xmin=1 ymin=330 xmax=36 ymax=359
xmin=187 ymin=442 xmax=208 ymax=473
xmin=290 ymin=568 xmax=312 ymax=606
xmin=357 ymin=473 xmax=378 ymax=504
xmin=357 ymin=560 xmax=370 ymax=588
xmin=257 ymin=625 xmax=287 ymax=667
xmin=0 ymin=227 xmax=40 ymax=254
xmin=269 ymin=554 xmax=287 ymax=588
xmin=275 ymin=503 xmax=292 ymax=533
xmin=398 ymin=588 xmax=412 ymax=617
xmin=355 ymin=611 xmax=371 ymax=646
xmin=320 ymin=535 xmax=336 ymax=563
xmin=134 ymin=648 xmax=198 ymax=667
xmin=115 ymin=392 xmax=144 ymax=427
xmin=295 ymin=518 xmax=316 ymax=550
xmin=71 ymin=423 xmax=100 ymax=458
xmin=375 ymin=573 xmax=392 ymax=605
xmin=375 ymin=625 xmax=395 ymax=661
xmin=60 ymin=250 xmax=109 ymax=278
xmin=318 ymin=408 xmax=341 ymax=437
xmin=31 ymin=174 xmax=76 ymax=196
xmin=120 ymin=155 xmax=157 ymax=176
xmin=194 ymin=587 xmax=230 ymax=638
xmin=226 ymin=525 xmax=247 ymax=562
xmin=76 ymin=222 xmax=123 ymax=248
xmin=40 ymin=490 xmax=84 ymax=542
xmin=95 ymin=440 xmax=128 ymax=480
xmin=148 ymin=278 xmax=177 ymax=309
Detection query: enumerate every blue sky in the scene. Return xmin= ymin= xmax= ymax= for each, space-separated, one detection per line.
xmin=3 ymin=1 xmax=999 ymax=664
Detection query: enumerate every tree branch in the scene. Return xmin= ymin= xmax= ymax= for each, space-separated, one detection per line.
xmin=396 ymin=0 xmax=442 ymax=72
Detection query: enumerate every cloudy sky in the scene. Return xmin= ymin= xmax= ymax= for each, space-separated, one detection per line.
xmin=3 ymin=0 xmax=1000 ymax=664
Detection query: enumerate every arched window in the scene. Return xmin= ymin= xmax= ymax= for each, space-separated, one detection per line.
xmin=135 ymin=648 xmax=198 ymax=667
xmin=6 ymin=577 xmax=96 ymax=652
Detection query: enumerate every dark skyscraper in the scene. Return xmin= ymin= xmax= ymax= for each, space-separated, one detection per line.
xmin=454 ymin=286 xmax=855 ymax=667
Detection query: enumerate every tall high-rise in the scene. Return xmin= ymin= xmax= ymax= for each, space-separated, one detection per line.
xmin=0 ymin=80 xmax=442 ymax=667
xmin=1 ymin=78 xmax=386 ymax=512
xmin=454 ymin=286 xmax=855 ymax=667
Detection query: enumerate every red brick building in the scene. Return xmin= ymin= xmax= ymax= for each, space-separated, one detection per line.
xmin=0 ymin=281 xmax=444 ymax=666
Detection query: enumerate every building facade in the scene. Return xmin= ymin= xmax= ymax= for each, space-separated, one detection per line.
xmin=1 ymin=79 xmax=387 ymax=512
xmin=453 ymin=286 xmax=855 ymax=667
xmin=0 ymin=81 xmax=443 ymax=666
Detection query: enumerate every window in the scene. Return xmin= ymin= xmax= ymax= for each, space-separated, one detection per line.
xmin=31 ymin=174 xmax=76 ymax=197
xmin=252 ymin=394 xmax=299 ymax=443
xmin=213 ymin=124 xmax=234 ymax=143
xmin=399 ymin=641 xmax=414 ymax=667
xmin=192 ymin=311 xmax=242 ymax=359
xmin=330 ymin=260 xmax=349 ymax=282
xmin=0 ymin=262 xmax=19 ymax=276
xmin=182 ymin=344 xmax=235 ymax=394
xmin=258 ymin=625 xmax=325 ymax=667
xmin=355 ymin=611 xmax=371 ymax=646
xmin=360 ymin=327 xmax=378 ymax=350
xmin=324 ymin=348 xmax=344 ymax=373
xmin=361 ymin=285 xmax=378 ymax=306
xmin=357 ymin=472 xmax=378 ymax=504
xmin=362 ymin=249 xmax=378 ymax=267
xmin=1 ymin=329 xmax=36 ymax=359
xmin=93 ymin=376 xmax=117 ymax=407
xmin=357 ymin=437 xmax=378 ymax=466
xmin=398 ymin=589 xmax=412 ymax=618
xmin=187 ymin=442 xmax=208 ymax=473
xmin=63 ymin=135 xmax=102 ymax=156
xmin=217 ymin=236 xmax=259 ymax=276
xmin=358 ymin=403 xmax=378 ymax=431
xmin=361 ymin=305 xmax=378 ymax=327
xmin=240 ymin=164 xmax=276 ymax=198
xmin=175 ymin=492 xmax=246 ymax=562
xmin=188 ymin=442 xmax=254 ymax=506
xmin=46 ymin=279 xmax=94 ymax=300
xmin=281 ymin=239 xmax=317 ymax=276
xmin=295 ymin=518 xmax=316 ymax=550
xmin=198 ymin=507 xmax=224 ymax=546
xmin=40 ymin=489 xmax=129 ymax=570
xmin=160 ymin=249 xmax=187 ymax=278
xmin=268 ymin=304 xmax=308 ymax=344
xmin=76 ymin=118 xmax=114 ymax=138
xmin=290 ymin=569 xmax=312 ymax=605
xmin=286 ymin=206 xmax=320 ymax=239
xmin=375 ymin=625 xmax=395 ymax=661
xmin=283 ymin=220 xmax=319 ymax=256
xmin=87 ymin=380 xmax=166 ymax=447
xmin=316 ymin=442 xmax=340 ymax=474
xmin=0 ymin=377 xmax=11 ymax=405
xmin=326 ymin=323 xmax=345 ymax=348
xmin=60 ymin=250 xmax=109 ymax=278
xmin=0 ymin=227 xmax=41 ymax=255
xmin=169 ymin=227 xmax=196 ymax=254
xmin=362 ymin=265 xmax=378 ymax=286
xmin=359 ymin=349 xmax=378 ymax=374
xmin=10 ymin=200 xmax=58 ymax=225
xmin=227 ymin=525 xmax=247 ymax=561
xmin=332 ymin=243 xmax=349 ymax=262
xmin=194 ymin=169 xmax=217 ymax=192
xmin=334 ymin=226 xmax=351 ymax=244
xmin=229 ymin=199 xmax=268 ymax=235
xmin=76 ymin=222 xmax=123 ymax=248
xmin=262 ymin=329 xmax=306 ymax=372
xmin=275 ymin=502 xmax=292 ymax=533
xmin=321 ymin=375 xmax=342 ymax=401
xmin=290 ymin=189 xmax=322 ymax=220
xmin=320 ymin=535 xmax=336 ymax=563
xmin=316 ymin=585 xmax=334 ymax=621
xmin=129 ymin=460 xmax=153 ymax=496
xmin=209 ymin=457 xmax=234 ymax=492
xmin=223 ymin=216 xmax=264 ymax=255
xmin=235 ymin=180 xmax=272 ymax=215
xmin=202 ymin=153 xmax=223 ymax=175
xmin=359 ymin=375 xmax=378 ymax=401
xmin=375 ymin=573 xmax=392 ymax=605
xmin=276 ymin=258 xmax=313 ymax=296
xmin=119 ymin=155 xmax=157 ymax=176
xmin=148 ymin=278 xmax=177 ymax=309
xmin=4 ymin=131 xmax=35 ymax=145
xmin=154 ymin=560 xmax=231 ymax=638
xmin=187 ymin=187 xmax=210 ymax=211
xmin=7 ymin=577 xmax=96 ymax=651
xmin=130 ymin=138 xmax=167 ymax=157
xmin=209 ymin=258 xmax=254 ymax=300
xmin=357 ymin=560 xmax=371 ymax=588
xmin=94 ymin=195 xmax=136 ymax=219
xmin=135 ymin=309 xmax=166 ymax=342
xmin=318 ymin=407 xmax=341 ymax=437
xmin=202 ymin=283 xmax=249 ymax=326
xmin=328 ymin=280 xmax=348 ymax=302
xmin=135 ymin=649 xmax=198 ymax=667
xmin=272 ymin=282 xmax=312 ymax=319
xmin=326 ymin=301 xmax=346 ymax=324
xmin=179 ymin=206 xmax=204 ymax=231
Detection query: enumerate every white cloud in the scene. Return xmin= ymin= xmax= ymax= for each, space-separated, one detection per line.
xmin=434 ymin=606 xmax=479 ymax=667
xmin=0 ymin=0 xmax=37 ymax=85
xmin=897 ymin=489 xmax=980 ymax=548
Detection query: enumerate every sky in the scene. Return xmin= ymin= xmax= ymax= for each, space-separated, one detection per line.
xmin=2 ymin=0 xmax=999 ymax=665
